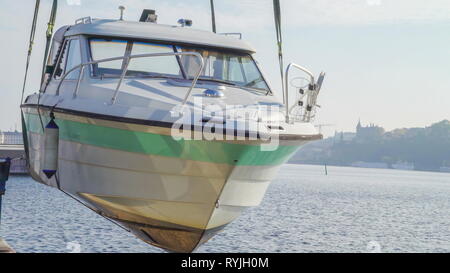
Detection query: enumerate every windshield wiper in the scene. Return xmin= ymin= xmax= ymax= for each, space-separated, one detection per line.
xmin=131 ymin=72 xmax=168 ymax=78
xmin=140 ymin=74 xmax=171 ymax=79
xmin=197 ymin=78 xmax=236 ymax=86
xmin=131 ymin=73 xmax=184 ymax=81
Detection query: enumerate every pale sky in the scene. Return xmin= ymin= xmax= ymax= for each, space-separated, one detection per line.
xmin=1 ymin=0 xmax=449 ymax=136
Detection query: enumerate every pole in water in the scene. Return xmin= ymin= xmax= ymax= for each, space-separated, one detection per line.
xmin=210 ymin=0 xmax=217 ymax=33
xmin=0 ymin=158 xmax=11 ymax=227
xmin=324 ymin=164 xmax=328 ymax=175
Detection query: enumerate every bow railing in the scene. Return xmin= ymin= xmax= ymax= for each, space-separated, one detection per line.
xmin=284 ymin=63 xmax=325 ymax=123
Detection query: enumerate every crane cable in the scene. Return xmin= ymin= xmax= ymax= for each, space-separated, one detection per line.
xmin=37 ymin=0 xmax=58 ymax=131
xmin=20 ymin=0 xmax=41 ymax=105
xmin=210 ymin=0 xmax=217 ymax=33
xmin=41 ymin=0 xmax=58 ymax=86
xmin=20 ymin=0 xmax=41 ymax=166
xmin=273 ymin=0 xmax=285 ymax=104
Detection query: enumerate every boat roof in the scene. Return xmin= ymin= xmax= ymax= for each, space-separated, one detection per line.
xmin=64 ymin=19 xmax=256 ymax=53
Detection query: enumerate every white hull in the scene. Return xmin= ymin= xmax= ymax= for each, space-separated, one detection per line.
xmin=27 ymin=131 xmax=284 ymax=251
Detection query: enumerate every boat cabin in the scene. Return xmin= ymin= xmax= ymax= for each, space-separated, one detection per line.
xmin=41 ymin=18 xmax=274 ymax=107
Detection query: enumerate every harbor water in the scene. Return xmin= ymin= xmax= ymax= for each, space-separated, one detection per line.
xmin=1 ymin=164 xmax=450 ymax=253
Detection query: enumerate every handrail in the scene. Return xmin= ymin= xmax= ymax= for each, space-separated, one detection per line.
xmin=219 ymin=33 xmax=243 ymax=40
xmin=284 ymin=63 xmax=315 ymax=123
xmin=75 ymin=17 xmax=92 ymax=25
xmin=56 ymin=52 xmax=204 ymax=106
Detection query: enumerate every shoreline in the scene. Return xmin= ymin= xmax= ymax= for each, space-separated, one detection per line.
xmin=287 ymin=162 xmax=450 ymax=175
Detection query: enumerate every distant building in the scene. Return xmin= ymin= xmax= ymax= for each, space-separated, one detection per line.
xmin=0 ymin=131 xmax=23 ymax=145
xmin=0 ymin=131 xmax=27 ymax=174
xmin=0 ymin=144 xmax=28 ymax=174
xmin=333 ymin=131 xmax=356 ymax=144
xmin=333 ymin=120 xmax=385 ymax=144
xmin=392 ymin=161 xmax=415 ymax=170
xmin=351 ymin=161 xmax=388 ymax=169
xmin=356 ymin=120 xmax=385 ymax=140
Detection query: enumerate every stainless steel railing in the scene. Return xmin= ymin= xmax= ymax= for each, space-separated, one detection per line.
xmin=56 ymin=51 xmax=204 ymax=106
xmin=75 ymin=17 xmax=92 ymax=25
xmin=284 ymin=63 xmax=321 ymax=123
xmin=219 ymin=33 xmax=243 ymax=39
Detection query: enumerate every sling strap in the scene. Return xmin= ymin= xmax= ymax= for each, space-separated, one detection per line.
xmin=273 ymin=0 xmax=285 ymax=104
xmin=210 ymin=0 xmax=217 ymax=33
xmin=20 ymin=0 xmax=41 ymax=104
xmin=40 ymin=0 xmax=58 ymax=87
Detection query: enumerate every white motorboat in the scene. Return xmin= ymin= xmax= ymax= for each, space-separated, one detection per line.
xmin=21 ymin=8 xmax=325 ymax=252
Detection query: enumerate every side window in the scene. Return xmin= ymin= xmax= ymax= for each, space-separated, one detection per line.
xmin=42 ymin=40 xmax=62 ymax=88
xmin=65 ymin=39 xmax=82 ymax=80
xmin=47 ymin=40 xmax=61 ymax=67
xmin=54 ymin=41 xmax=68 ymax=79
xmin=54 ymin=39 xmax=82 ymax=80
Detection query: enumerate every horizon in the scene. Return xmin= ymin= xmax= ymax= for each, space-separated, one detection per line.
xmin=1 ymin=0 xmax=449 ymax=136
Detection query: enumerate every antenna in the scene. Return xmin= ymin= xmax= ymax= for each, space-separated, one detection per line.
xmin=118 ymin=6 xmax=125 ymax=20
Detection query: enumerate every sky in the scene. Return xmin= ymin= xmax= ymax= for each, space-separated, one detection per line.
xmin=0 ymin=0 xmax=449 ymax=137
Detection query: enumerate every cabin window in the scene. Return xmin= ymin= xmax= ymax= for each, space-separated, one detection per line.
xmin=42 ymin=40 xmax=62 ymax=87
xmin=47 ymin=40 xmax=61 ymax=67
xmin=240 ymin=57 xmax=269 ymax=90
xmin=89 ymin=39 xmax=182 ymax=78
xmin=128 ymin=42 xmax=181 ymax=77
xmin=87 ymin=37 xmax=270 ymax=93
xmin=53 ymin=39 xmax=82 ymax=80
xmin=179 ymin=48 xmax=270 ymax=92
xmin=90 ymin=39 xmax=127 ymax=76
xmin=65 ymin=39 xmax=82 ymax=80
xmin=227 ymin=57 xmax=246 ymax=83
xmin=54 ymin=41 xmax=68 ymax=79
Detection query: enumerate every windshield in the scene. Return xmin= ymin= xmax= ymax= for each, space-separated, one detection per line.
xmin=89 ymin=38 xmax=270 ymax=92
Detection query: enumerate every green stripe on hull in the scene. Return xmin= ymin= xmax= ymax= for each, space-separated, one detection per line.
xmin=24 ymin=113 xmax=299 ymax=166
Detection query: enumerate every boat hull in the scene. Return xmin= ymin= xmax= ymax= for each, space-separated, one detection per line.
xmin=22 ymin=106 xmax=313 ymax=252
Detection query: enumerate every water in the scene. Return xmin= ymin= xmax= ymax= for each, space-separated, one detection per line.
xmin=1 ymin=164 xmax=450 ymax=253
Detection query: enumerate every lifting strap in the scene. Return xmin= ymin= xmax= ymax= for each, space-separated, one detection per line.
xmin=37 ymin=0 xmax=58 ymax=131
xmin=210 ymin=0 xmax=217 ymax=33
xmin=273 ymin=0 xmax=285 ymax=104
xmin=20 ymin=0 xmax=41 ymax=104
xmin=40 ymin=0 xmax=58 ymax=87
